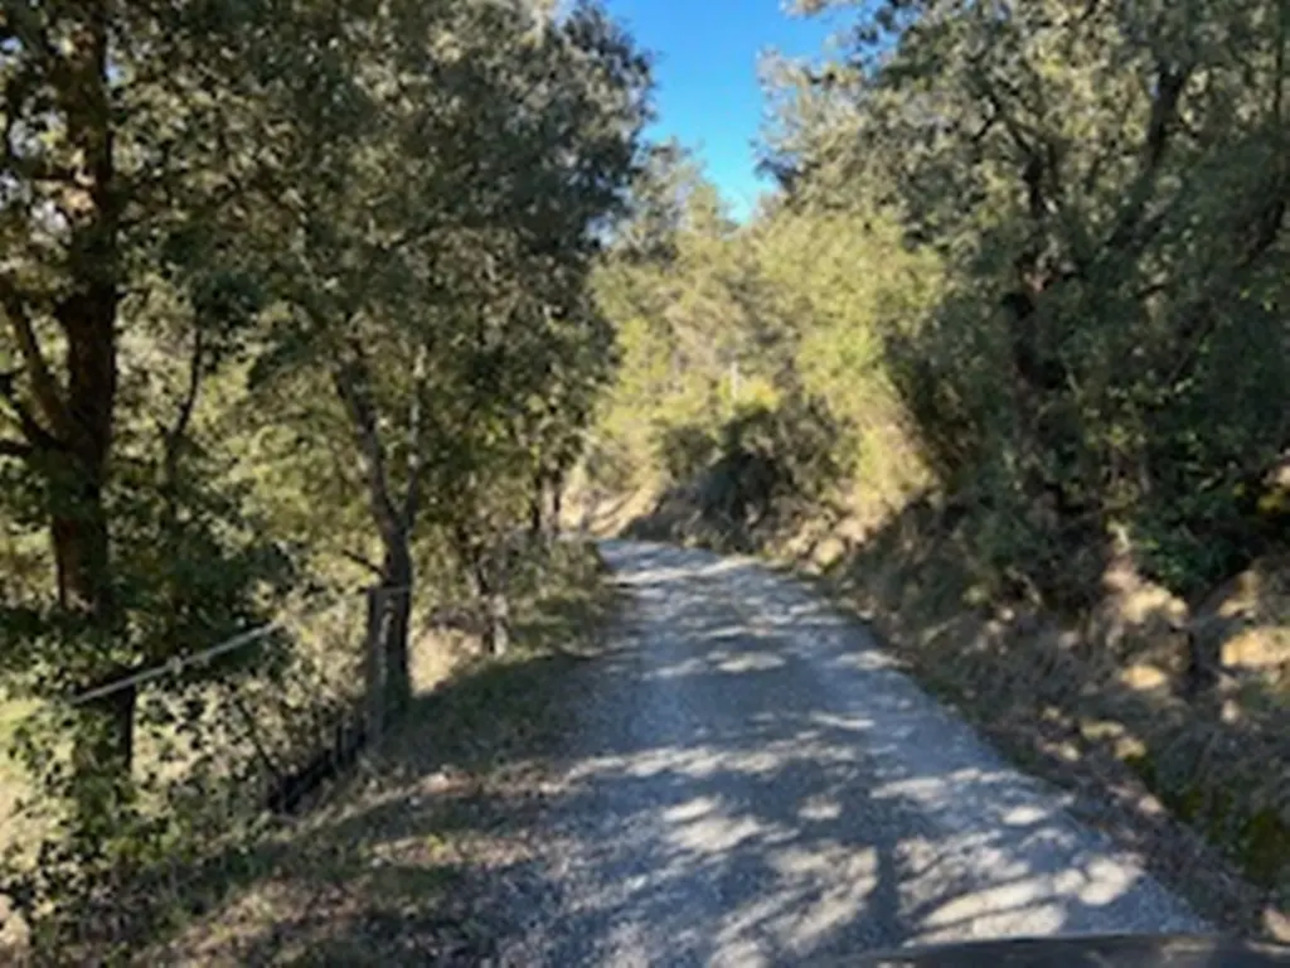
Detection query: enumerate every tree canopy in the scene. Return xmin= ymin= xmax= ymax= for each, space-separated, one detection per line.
xmin=597 ymin=0 xmax=1287 ymax=607
xmin=0 ymin=0 xmax=649 ymax=902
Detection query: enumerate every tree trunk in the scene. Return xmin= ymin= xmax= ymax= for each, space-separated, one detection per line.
xmin=55 ymin=299 xmax=131 ymax=806
xmin=486 ymin=589 xmax=510 ymax=657
xmin=377 ymin=536 xmax=414 ymax=716
xmin=529 ymin=467 xmax=545 ymax=537
xmin=1182 ymin=613 xmax=1229 ymax=704
xmin=550 ymin=468 xmax=564 ymax=537
xmin=463 ymin=544 xmax=510 ymax=657
xmin=332 ymin=347 xmax=416 ymax=720
xmin=50 ymin=2 xmax=130 ymax=804
xmin=475 ymin=561 xmax=510 ymax=657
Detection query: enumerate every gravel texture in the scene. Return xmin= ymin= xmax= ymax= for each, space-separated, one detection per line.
xmin=484 ymin=540 xmax=1208 ymax=966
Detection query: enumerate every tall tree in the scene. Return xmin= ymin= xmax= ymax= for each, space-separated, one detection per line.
xmin=0 ymin=0 xmax=286 ymax=807
xmin=244 ymin=0 xmax=649 ymax=696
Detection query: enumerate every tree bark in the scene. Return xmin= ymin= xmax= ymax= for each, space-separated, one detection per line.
xmin=550 ymin=467 xmax=564 ymax=537
xmin=38 ymin=3 xmax=132 ymax=797
xmin=332 ymin=345 xmax=415 ymax=716
xmin=473 ymin=555 xmax=510 ymax=657
xmin=529 ymin=467 xmax=545 ymax=537
xmin=377 ymin=536 xmax=414 ymax=715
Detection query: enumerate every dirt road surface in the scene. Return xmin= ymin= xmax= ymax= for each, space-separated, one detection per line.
xmin=486 ymin=540 xmax=1206 ymax=966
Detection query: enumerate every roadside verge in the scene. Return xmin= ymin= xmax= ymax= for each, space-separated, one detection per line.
xmin=150 ymin=539 xmax=620 ymax=965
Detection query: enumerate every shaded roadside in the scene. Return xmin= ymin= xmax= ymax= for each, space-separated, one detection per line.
xmin=124 ymin=541 xmax=620 ymax=965
xmin=763 ymin=502 xmax=1288 ymax=942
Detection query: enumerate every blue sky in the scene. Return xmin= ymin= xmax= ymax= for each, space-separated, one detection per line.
xmin=604 ymin=0 xmax=838 ymax=219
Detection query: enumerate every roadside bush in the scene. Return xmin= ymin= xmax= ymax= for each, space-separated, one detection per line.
xmin=630 ymin=394 xmax=855 ymax=551
xmin=657 ymin=423 xmax=719 ymax=487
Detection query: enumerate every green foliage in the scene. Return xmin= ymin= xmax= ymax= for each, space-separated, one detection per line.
xmin=590 ymin=146 xmax=932 ymax=531
xmin=592 ymin=0 xmax=1287 ymax=636
xmin=658 ymin=423 xmax=719 ymax=486
xmin=775 ymin=0 xmax=1290 ymax=602
xmin=1 ymin=0 xmax=650 ymax=954
xmin=628 ymin=394 xmax=855 ymax=552
xmin=708 ymin=395 xmax=855 ymax=526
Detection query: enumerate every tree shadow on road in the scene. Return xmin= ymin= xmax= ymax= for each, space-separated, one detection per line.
xmin=168 ymin=541 xmax=1232 ymax=965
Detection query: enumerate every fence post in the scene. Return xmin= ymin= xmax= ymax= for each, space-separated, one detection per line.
xmin=365 ymin=585 xmax=386 ymax=744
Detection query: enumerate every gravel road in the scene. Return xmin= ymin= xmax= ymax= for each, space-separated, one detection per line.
xmin=493 ymin=540 xmax=1207 ymax=966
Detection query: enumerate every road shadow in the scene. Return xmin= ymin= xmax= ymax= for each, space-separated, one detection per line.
xmin=806 ymin=498 xmax=1290 ymax=932
xmin=163 ymin=540 xmax=1233 ymax=965
xmin=491 ymin=541 xmax=1204 ymax=964
xmin=146 ymin=542 xmax=1284 ymax=965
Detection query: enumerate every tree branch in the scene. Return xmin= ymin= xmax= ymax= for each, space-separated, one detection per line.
xmin=0 ymin=275 xmax=71 ymax=440
xmin=1165 ymin=179 xmax=1287 ymax=389
xmin=157 ymin=328 xmax=205 ymax=541
xmin=966 ymin=67 xmax=1065 ymax=227
xmin=340 ymin=549 xmax=384 ymax=577
xmin=1238 ymin=181 xmax=1287 ymax=269
xmin=0 ymin=368 xmax=62 ymax=450
xmin=164 ymin=328 xmax=204 ymax=476
xmin=400 ymin=343 xmax=428 ymax=531
xmin=331 ymin=333 xmax=402 ymax=550
xmin=0 ymin=438 xmax=32 ymax=458
xmin=1102 ymin=61 xmax=1190 ymax=253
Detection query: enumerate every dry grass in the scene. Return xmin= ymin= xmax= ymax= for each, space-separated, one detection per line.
xmin=0 ymin=698 xmax=35 ymax=811
xmin=1209 ymin=558 xmax=1290 ymax=690
xmin=0 ymin=698 xmax=41 ymax=877
xmin=0 ymin=698 xmax=38 ymax=954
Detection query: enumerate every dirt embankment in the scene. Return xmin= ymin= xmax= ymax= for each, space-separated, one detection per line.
xmin=607 ymin=485 xmax=1290 ymax=941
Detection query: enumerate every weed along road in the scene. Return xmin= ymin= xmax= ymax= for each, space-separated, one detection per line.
xmin=495 ymin=540 xmax=1207 ymax=966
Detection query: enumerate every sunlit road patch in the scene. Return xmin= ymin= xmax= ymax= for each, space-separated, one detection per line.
xmin=493 ymin=540 xmax=1205 ymax=966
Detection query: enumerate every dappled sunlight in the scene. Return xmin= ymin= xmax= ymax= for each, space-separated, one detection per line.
xmin=203 ymin=539 xmax=1207 ymax=964
xmin=713 ymin=650 xmax=789 ymax=673
xmin=798 ymin=794 xmax=844 ymax=822
xmin=645 ymin=643 xmax=789 ymax=680
xmin=616 ymin=558 xmax=744 ymax=589
xmin=468 ymin=540 xmax=1204 ymax=963
xmin=664 ymin=797 xmax=776 ymax=856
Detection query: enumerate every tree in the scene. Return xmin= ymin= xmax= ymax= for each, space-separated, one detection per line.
xmin=779 ymin=0 xmax=1289 ymax=603
xmin=0 ymin=0 xmax=292 ymax=815
xmin=242 ymin=0 xmax=648 ymax=684
xmin=0 ymin=0 xmax=649 ymax=831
